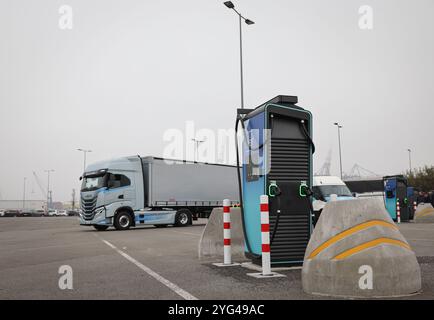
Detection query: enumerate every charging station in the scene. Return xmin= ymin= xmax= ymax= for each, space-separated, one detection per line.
xmin=383 ymin=175 xmax=410 ymax=222
xmin=236 ymin=95 xmax=314 ymax=266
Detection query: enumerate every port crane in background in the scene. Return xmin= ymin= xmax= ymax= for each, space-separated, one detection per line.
xmin=32 ymin=171 xmax=52 ymax=210
xmin=344 ymin=164 xmax=381 ymax=179
xmin=315 ymin=148 xmax=332 ymax=176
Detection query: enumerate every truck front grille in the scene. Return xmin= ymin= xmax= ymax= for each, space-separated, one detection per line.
xmin=81 ymin=196 xmax=97 ymax=220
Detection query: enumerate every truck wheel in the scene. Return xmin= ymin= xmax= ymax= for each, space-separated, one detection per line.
xmin=114 ymin=211 xmax=133 ymax=230
xmin=93 ymin=225 xmax=109 ymax=231
xmin=175 ymin=209 xmax=192 ymax=227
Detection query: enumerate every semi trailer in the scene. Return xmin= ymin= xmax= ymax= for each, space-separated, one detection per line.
xmin=79 ymin=156 xmax=239 ymax=231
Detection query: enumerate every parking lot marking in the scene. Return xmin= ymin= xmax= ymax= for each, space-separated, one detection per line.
xmin=407 ymin=238 xmax=434 ymax=242
xmin=170 ymin=230 xmax=202 ymax=237
xmin=100 ymin=238 xmax=198 ymax=300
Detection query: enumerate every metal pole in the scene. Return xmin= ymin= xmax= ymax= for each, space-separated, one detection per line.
xmin=83 ymin=151 xmax=87 ymax=173
xmin=77 ymin=149 xmax=91 ymax=173
xmin=72 ymin=189 xmax=76 ymax=210
xmin=408 ymin=149 xmax=412 ymax=174
xmin=239 ymin=14 xmax=244 ymax=109
xmin=47 ymin=172 xmax=50 ymax=213
xmin=223 ymin=2 xmax=253 ymax=109
xmin=191 ymin=139 xmax=205 ymax=162
xmin=337 ymin=125 xmax=343 ymax=179
xmin=23 ymin=177 xmax=26 ymax=209
xmin=47 ymin=172 xmax=50 ymax=211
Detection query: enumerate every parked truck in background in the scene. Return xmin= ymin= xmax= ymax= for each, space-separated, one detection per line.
xmin=79 ymin=156 xmax=239 ymax=231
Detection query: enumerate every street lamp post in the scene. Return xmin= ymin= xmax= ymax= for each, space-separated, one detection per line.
xmin=191 ymin=138 xmax=205 ymax=162
xmin=22 ymin=177 xmax=26 ymax=209
xmin=407 ymin=148 xmax=412 ymax=175
xmin=223 ymin=1 xmax=255 ymax=109
xmin=77 ymin=148 xmax=92 ymax=173
xmin=44 ymin=169 xmax=55 ymax=213
xmin=334 ymin=123 xmax=343 ymax=179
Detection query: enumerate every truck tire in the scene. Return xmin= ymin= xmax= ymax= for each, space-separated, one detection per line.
xmin=175 ymin=209 xmax=192 ymax=227
xmin=93 ymin=225 xmax=109 ymax=231
xmin=114 ymin=211 xmax=133 ymax=230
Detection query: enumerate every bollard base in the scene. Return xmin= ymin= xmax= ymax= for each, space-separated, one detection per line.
xmin=247 ymin=272 xmax=286 ymax=279
xmin=213 ymin=262 xmax=241 ymax=267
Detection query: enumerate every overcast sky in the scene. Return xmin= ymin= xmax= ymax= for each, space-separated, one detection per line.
xmin=1 ymin=0 xmax=433 ymax=202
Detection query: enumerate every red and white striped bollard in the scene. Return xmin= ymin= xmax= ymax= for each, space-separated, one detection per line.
xmin=223 ymin=199 xmax=232 ymax=265
xmin=396 ymin=199 xmax=401 ymax=224
xmin=260 ymin=195 xmax=272 ymax=276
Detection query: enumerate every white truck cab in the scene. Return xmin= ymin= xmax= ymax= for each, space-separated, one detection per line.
xmin=79 ymin=156 xmax=145 ymax=231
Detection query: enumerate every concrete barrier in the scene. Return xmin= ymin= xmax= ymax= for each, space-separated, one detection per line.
xmin=302 ymin=198 xmax=421 ymax=298
xmin=414 ymin=203 xmax=434 ymax=223
xmin=198 ymin=207 xmax=247 ymax=262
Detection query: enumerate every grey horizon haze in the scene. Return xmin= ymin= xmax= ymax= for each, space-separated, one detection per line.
xmin=1 ymin=0 xmax=433 ymax=202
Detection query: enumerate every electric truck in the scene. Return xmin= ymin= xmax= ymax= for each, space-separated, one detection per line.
xmin=79 ymin=156 xmax=239 ymax=231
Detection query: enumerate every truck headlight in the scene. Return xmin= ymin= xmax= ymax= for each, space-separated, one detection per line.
xmin=94 ymin=207 xmax=105 ymax=219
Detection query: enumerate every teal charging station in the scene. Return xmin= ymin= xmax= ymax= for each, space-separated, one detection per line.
xmin=236 ymin=95 xmax=314 ymax=266
xmin=383 ymin=175 xmax=410 ymax=222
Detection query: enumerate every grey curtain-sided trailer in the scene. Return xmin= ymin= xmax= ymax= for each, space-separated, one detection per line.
xmin=141 ymin=157 xmax=239 ymax=218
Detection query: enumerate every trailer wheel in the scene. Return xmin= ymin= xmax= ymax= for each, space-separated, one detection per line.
xmin=175 ymin=209 xmax=192 ymax=227
xmin=93 ymin=225 xmax=109 ymax=231
xmin=114 ymin=211 xmax=133 ymax=230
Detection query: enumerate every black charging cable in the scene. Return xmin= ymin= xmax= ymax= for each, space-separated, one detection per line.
xmin=300 ymin=184 xmax=316 ymax=226
xmin=300 ymin=120 xmax=315 ymax=154
xmin=270 ymin=185 xmax=282 ymax=245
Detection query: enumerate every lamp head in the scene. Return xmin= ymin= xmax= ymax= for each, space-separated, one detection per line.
xmin=223 ymin=1 xmax=234 ymax=9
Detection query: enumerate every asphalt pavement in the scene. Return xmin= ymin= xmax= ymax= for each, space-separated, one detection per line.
xmin=0 ymin=217 xmax=433 ymax=300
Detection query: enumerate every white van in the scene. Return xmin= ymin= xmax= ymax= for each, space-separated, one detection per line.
xmin=312 ymin=176 xmax=354 ymax=218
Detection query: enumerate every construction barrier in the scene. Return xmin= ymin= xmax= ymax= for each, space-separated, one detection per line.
xmin=302 ymin=198 xmax=421 ymax=297
xmin=414 ymin=203 xmax=434 ymax=223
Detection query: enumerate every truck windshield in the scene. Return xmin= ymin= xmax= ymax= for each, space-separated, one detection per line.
xmin=314 ymin=185 xmax=353 ymax=199
xmin=81 ymin=174 xmax=107 ymax=192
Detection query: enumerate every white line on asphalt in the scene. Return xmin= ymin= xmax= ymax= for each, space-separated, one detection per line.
xmin=170 ymin=230 xmax=202 ymax=237
xmin=407 ymin=238 xmax=434 ymax=242
xmin=100 ymin=238 xmax=198 ymax=300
